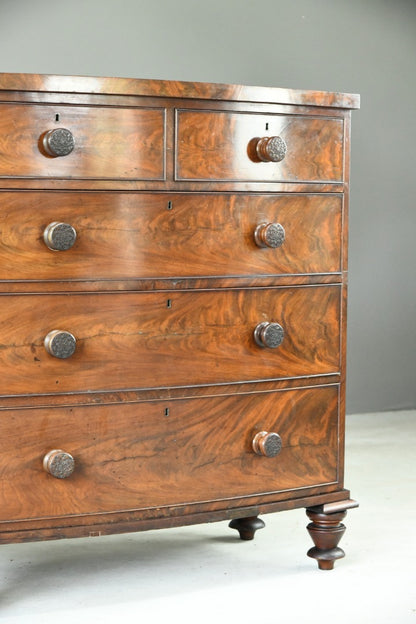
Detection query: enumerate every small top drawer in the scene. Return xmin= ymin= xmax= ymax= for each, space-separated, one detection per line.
xmin=176 ymin=110 xmax=344 ymax=183
xmin=0 ymin=104 xmax=165 ymax=180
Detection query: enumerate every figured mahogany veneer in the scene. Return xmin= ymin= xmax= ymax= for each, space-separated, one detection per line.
xmin=0 ymin=386 xmax=339 ymax=521
xmin=0 ymin=103 xmax=165 ymax=180
xmin=0 ymin=73 xmax=358 ymax=571
xmin=0 ymin=73 xmax=361 ymax=109
xmin=0 ymin=286 xmax=340 ymax=395
xmin=176 ymin=111 xmax=344 ymax=182
xmin=0 ymin=192 xmax=342 ymax=280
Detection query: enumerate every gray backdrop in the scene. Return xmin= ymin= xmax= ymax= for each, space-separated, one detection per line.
xmin=0 ymin=0 xmax=415 ymax=414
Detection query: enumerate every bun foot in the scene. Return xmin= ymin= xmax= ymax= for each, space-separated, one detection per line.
xmin=307 ymin=546 xmax=345 ymax=570
xmin=229 ymin=516 xmax=265 ymax=540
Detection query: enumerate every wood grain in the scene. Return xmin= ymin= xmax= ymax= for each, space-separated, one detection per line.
xmin=0 ymin=73 xmax=360 ymax=109
xmin=176 ymin=110 xmax=344 ymax=182
xmin=0 ymin=192 xmax=342 ymax=281
xmin=0 ymin=286 xmax=341 ymax=395
xmin=0 ymin=385 xmax=339 ymax=521
xmin=0 ymin=73 xmax=358 ymax=554
xmin=0 ymin=489 xmax=353 ymax=544
xmin=0 ymin=378 xmax=341 ymax=411
xmin=0 ymin=103 xmax=165 ymax=180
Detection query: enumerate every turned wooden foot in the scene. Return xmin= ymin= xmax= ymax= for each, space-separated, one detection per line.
xmin=306 ymin=508 xmax=348 ymax=570
xmin=229 ymin=516 xmax=265 ymax=540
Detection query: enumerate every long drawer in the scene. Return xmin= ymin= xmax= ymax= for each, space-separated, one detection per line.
xmin=176 ymin=110 xmax=344 ymax=182
xmin=0 ymin=286 xmax=340 ymax=395
xmin=0 ymin=104 xmax=165 ymax=180
xmin=0 ymin=192 xmax=342 ymax=280
xmin=0 ymin=385 xmax=339 ymax=521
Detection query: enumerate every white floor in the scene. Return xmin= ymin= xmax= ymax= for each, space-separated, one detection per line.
xmin=0 ymin=410 xmax=415 ymax=624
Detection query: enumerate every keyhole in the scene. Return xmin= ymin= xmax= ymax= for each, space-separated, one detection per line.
xmin=167 ymin=201 xmax=173 ymax=211
xmin=167 ymin=299 xmax=172 ymax=309
xmin=55 ymin=113 xmax=60 ymax=122
xmin=265 ymin=123 xmax=269 ymax=131
xmin=165 ymin=408 xmax=170 ymax=417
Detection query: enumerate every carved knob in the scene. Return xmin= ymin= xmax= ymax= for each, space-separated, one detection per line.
xmin=43 ymin=449 xmax=75 ymax=479
xmin=254 ymin=223 xmax=285 ymax=248
xmin=44 ymin=330 xmax=77 ymax=359
xmin=43 ymin=222 xmax=77 ymax=251
xmin=254 ymin=322 xmax=284 ymax=348
xmin=42 ymin=128 xmax=75 ymax=157
xmin=255 ymin=136 xmax=287 ymax=162
xmin=252 ymin=431 xmax=282 ymax=458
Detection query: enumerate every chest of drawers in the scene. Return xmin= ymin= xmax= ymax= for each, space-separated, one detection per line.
xmin=0 ymin=73 xmax=359 ymax=570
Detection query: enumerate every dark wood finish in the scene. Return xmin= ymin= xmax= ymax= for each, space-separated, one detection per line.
xmin=0 ymin=103 xmax=165 ymax=180
xmin=43 ymin=449 xmax=75 ymax=479
xmin=43 ymin=329 xmax=77 ymax=359
xmin=0 ymin=286 xmax=340 ymax=395
xmin=0 ymin=192 xmax=342 ymax=281
xmin=0 ymin=73 xmax=358 ymax=571
xmin=43 ymin=221 xmax=77 ymax=251
xmin=229 ymin=516 xmax=265 ymax=540
xmin=319 ymin=499 xmax=359 ymax=514
xmin=0 ymin=73 xmax=360 ymax=109
xmin=306 ymin=508 xmax=348 ymax=570
xmin=253 ymin=321 xmax=285 ymax=349
xmin=176 ymin=110 xmax=344 ymax=182
xmin=43 ymin=128 xmax=75 ymax=157
xmin=0 ymin=177 xmax=345 ymax=193
xmin=254 ymin=222 xmax=285 ymax=248
xmin=0 ymin=385 xmax=339 ymax=521
xmin=251 ymin=136 xmax=287 ymax=163
xmin=0 ymin=274 xmax=343 ymax=295
xmin=0 ymin=377 xmax=341 ymax=410
xmin=0 ymin=490 xmax=353 ymax=545
xmin=252 ymin=431 xmax=283 ymax=457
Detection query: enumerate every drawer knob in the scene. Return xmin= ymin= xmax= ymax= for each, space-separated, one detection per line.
xmin=254 ymin=222 xmax=285 ymax=248
xmin=43 ymin=222 xmax=77 ymax=251
xmin=254 ymin=322 xmax=284 ymax=348
xmin=42 ymin=128 xmax=75 ymax=157
xmin=252 ymin=431 xmax=282 ymax=458
xmin=255 ymin=136 xmax=287 ymax=162
xmin=43 ymin=449 xmax=75 ymax=479
xmin=44 ymin=330 xmax=77 ymax=359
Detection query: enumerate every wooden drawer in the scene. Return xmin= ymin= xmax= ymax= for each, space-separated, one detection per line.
xmin=0 ymin=286 xmax=340 ymax=395
xmin=0 ymin=385 xmax=339 ymax=521
xmin=0 ymin=104 xmax=165 ymax=180
xmin=176 ymin=110 xmax=344 ymax=183
xmin=0 ymin=192 xmax=342 ymax=280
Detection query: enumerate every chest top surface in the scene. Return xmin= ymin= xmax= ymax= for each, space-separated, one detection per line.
xmin=0 ymin=72 xmax=360 ymax=108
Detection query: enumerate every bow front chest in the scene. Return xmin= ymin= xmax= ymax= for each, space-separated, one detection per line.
xmin=0 ymin=74 xmax=359 ymax=570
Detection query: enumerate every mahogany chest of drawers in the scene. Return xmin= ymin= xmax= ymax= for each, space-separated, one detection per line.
xmin=0 ymin=73 xmax=359 ymax=570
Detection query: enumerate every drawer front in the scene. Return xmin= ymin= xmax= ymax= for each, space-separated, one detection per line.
xmin=0 ymin=386 xmax=339 ymax=521
xmin=176 ymin=110 xmax=344 ymax=182
xmin=0 ymin=104 xmax=165 ymax=180
xmin=0 ymin=286 xmax=340 ymax=395
xmin=0 ymin=192 xmax=342 ymax=280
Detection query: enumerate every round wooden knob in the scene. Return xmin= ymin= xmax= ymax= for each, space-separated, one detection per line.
xmin=44 ymin=330 xmax=76 ymax=359
xmin=252 ymin=431 xmax=282 ymax=457
xmin=253 ymin=322 xmax=284 ymax=348
xmin=255 ymin=136 xmax=287 ymax=162
xmin=254 ymin=223 xmax=285 ymax=248
xmin=43 ymin=222 xmax=77 ymax=251
xmin=42 ymin=128 xmax=75 ymax=156
xmin=43 ymin=449 xmax=75 ymax=479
